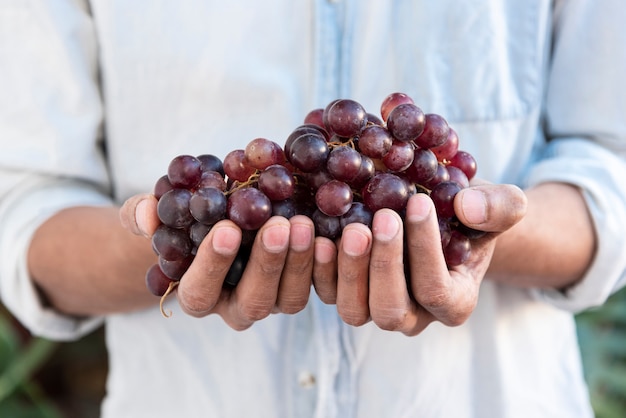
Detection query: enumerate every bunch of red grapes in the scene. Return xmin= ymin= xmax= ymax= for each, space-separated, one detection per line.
xmin=145 ymin=92 xmax=481 ymax=307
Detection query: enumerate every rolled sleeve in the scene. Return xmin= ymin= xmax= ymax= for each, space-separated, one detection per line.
xmin=528 ymin=0 xmax=626 ymax=312
xmin=0 ymin=1 xmax=111 ymax=339
xmin=0 ymin=175 xmax=112 ymax=341
xmin=527 ymin=139 xmax=626 ymax=312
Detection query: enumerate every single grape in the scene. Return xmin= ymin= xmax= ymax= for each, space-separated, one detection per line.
xmin=288 ymin=132 xmax=330 ymax=173
xmin=326 ymin=99 xmax=368 ymax=138
xmin=272 ymin=198 xmax=297 ymax=219
xmin=404 ymin=147 xmax=438 ymax=185
xmin=258 ymin=164 xmax=295 ymax=201
xmin=159 ymin=255 xmax=193 ymax=280
xmin=382 ymin=140 xmax=414 ymax=172
xmin=447 ymin=166 xmax=470 ymax=189
xmin=315 ymin=180 xmax=353 ymax=217
xmin=189 ymin=222 xmax=212 ymax=248
xmin=380 ymin=92 xmax=415 ymax=122
xmin=285 ymin=125 xmax=329 ymax=158
xmin=146 ymin=264 xmax=174 ymax=297
xmin=197 ymin=170 xmax=227 ymax=191
xmin=189 ymin=187 xmax=227 ymax=225
xmin=227 ymin=187 xmax=272 ymax=230
xmin=196 ymin=154 xmax=225 ymax=177
xmin=414 ymin=113 xmax=450 ymax=149
xmin=357 ymin=125 xmax=393 ymax=159
xmin=157 ymin=188 xmax=194 ymax=229
xmin=167 ymin=155 xmax=203 ymax=189
xmin=340 ymin=202 xmax=374 ymax=229
xmin=431 ymin=127 xmax=459 ymax=162
xmin=443 ymin=230 xmax=471 ymax=266
xmin=223 ymin=149 xmax=256 ymax=182
xmin=423 ymin=163 xmax=450 ymax=190
xmin=311 ymin=209 xmax=342 ymax=240
xmin=386 ymin=103 xmax=426 ymax=142
xmin=154 ymin=174 xmax=174 ymax=200
xmin=430 ymin=181 xmax=462 ymax=218
xmin=152 ymin=224 xmax=193 ymax=261
xmin=245 ymin=137 xmax=285 ymax=170
xmin=449 ymin=150 xmax=478 ymax=180
xmin=366 ymin=112 xmax=383 ymax=126
xmin=362 ymin=172 xmax=410 ymax=212
xmin=303 ymin=108 xmax=325 ymax=129
xmin=326 ymin=145 xmax=362 ymax=182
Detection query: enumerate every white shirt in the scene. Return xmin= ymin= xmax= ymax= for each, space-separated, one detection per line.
xmin=1 ymin=1 xmax=626 ymax=417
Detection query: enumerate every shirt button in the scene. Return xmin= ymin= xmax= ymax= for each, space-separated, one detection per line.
xmin=297 ymin=371 xmax=316 ymax=388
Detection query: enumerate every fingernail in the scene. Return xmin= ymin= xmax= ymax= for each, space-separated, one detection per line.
xmin=373 ymin=211 xmax=400 ymax=242
xmin=212 ymin=227 xmax=241 ymax=256
xmin=290 ymin=222 xmax=313 ymax=252
xmin=461 ymin=189 xmax=487 ymax=225
xmin=342 ymin=227 xmax=370 ymax=257
xmin=262 ymin=224 xmax=290 ymax=253
xmin=136 ymin=198 xmax=151 ymax=237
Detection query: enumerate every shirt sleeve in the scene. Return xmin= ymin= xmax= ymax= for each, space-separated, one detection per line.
xmin=0 ymin=1 xmax=112 ymax=340
xmin=527 ymin=0 xmax=626 ymax=312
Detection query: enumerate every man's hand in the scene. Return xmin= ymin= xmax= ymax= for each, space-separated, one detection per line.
xmin=312 ymin=183 xmax=527 ymax=336
xmin=120 ymin=194 xmax=315 ymax=330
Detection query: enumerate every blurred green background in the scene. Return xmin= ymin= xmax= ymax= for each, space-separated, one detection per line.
xmin=1 ymin=288 xmax=625 ymax=417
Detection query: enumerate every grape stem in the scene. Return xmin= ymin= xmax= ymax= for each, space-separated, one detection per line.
xmin=160 ymin=280 xmax=179 ymax=318
xmin=225 ymin=171 xmax=261 ymax=195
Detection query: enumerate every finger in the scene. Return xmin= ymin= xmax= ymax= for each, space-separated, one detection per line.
xmin=312 ymin=236 xmax=338 ymax=304
xmin=119 ymin=193 xmax=160 ymax=238
xmin=454 ymin=184 xmax=527 ymax=233
xmin=405 ymin=194 xmax=479 ymax=327
xmin=367 ymin=209 xmax=432 ymax=335
xmin=177 ymin=220 xmax=241 ymax=317
xmin=274 ymin=215 xmax=315 ymax=314
xmin=336 ymin=223 xmax=372 ymax=326
xmin=229 ymin=216 xmax=290 ymax=327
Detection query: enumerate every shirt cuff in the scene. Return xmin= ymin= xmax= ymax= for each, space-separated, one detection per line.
xmin=0 ymin=176 xmax=112 ymax=341
xmin=525 ymin=138 xmax=626 ymax=313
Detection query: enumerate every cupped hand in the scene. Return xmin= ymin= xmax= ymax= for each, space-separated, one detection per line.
xmin=312 ymin=182 xmax=527 ymax=336
xmin=120 ymin=193 xmax=315 ymax=330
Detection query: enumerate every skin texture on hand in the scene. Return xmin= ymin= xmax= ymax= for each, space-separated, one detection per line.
xmin=31 ymin=179 xmax=591 ymax=336
xmin=312 ymin=183 xmax=528 ymax=336
xmin=120 ymin=194 xmax=316 ymax=330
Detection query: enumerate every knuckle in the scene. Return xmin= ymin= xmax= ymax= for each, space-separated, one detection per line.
xmin=178 ymin=289 xmax=214 ymax=317
xmin=239 ymin=301 xmax=272 ymax=322
xmin=338 ymin=306 xmax=369 ymax=327
xmin=372 ymin=308 xmax=409 ymax=331
xmin=418 ymin=287 xmax=452 ymax=311
xmin=277 ymin=296 xmax=309 ymax=314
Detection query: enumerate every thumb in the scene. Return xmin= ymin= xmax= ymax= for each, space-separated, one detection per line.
xmin=454 ymin=183 xmax=527 ymax=233
xmin=119 ymin=193 xmax=160 ymax=238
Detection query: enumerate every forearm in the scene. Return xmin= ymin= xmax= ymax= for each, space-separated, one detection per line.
xmin=488 ymin=182 xmax=596 ymax=290
xmin=27 ymin=206 xmax=158 ymax=316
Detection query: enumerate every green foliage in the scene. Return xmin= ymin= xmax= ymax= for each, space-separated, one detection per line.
xmin=576 ymin=286 xmax=626 ymax=418
xmin=0 ymin=305 xmax=63 ymax=418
